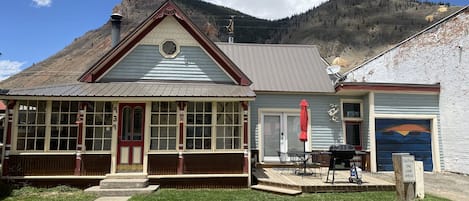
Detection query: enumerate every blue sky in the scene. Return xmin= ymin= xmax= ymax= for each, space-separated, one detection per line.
xmin=0 ymin=0 xmax=467 ymax=81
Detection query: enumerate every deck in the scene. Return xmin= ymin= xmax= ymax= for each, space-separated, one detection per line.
xmin=252 ymin=167 xmax=395 ymax=194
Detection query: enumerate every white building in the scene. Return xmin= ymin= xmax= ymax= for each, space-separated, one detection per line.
xmin=343 ymin=6 xmax=469 ymax=174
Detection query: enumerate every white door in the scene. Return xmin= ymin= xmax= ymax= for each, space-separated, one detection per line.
xmin=262 ymin=113 xmax=303 ymax=162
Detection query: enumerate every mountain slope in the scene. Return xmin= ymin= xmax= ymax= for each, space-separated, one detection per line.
xmin=0 ymin=0 xmax=461 ymax=89
xmin=274 ymin=0 xmax=461 ymax=69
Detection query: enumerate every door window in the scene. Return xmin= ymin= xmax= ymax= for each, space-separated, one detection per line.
xmin=121 ymin=106 xmax=143 ymax=141
xmin=262 ymin=112 xmax=303 ymax=162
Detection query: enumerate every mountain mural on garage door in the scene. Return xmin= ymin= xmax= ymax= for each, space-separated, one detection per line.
xmin=384 ymin=123 xmax=431 ymax=136
xmin=376 ymin=119 xmax=433 ymax=171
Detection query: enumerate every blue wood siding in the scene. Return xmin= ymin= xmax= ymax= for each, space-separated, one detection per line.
xmin=102 ymin=45 xmax=234 ymax=83
xmin=374 ymin=93 xmax=443 ymax=170
xmin=375 ymin=93 xmax=439 ymax=115
xmin=250 ymin=94 xmax=343 ymax=150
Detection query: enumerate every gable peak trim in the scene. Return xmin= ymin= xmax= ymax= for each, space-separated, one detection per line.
xmin=78 ymin=0 xmax=252 ymax=86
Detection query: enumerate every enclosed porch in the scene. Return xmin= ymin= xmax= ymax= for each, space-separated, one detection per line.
xmin=0 ymin=82 xmax=255 ymax=187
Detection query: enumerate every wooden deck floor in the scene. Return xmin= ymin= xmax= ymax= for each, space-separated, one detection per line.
xmin=253 ymin=167 xmax=395 ymax=193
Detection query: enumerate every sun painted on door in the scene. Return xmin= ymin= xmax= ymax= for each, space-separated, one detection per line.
xmin=376 ymin=119 xmax=433 ymax=171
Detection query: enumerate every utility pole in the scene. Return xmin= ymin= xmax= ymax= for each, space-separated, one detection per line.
xmin=226 ymin=15 xmax=235 ymax=43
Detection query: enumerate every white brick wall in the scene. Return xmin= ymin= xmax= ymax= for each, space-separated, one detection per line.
xmin=345 ymin=10 xmax=469 ymax=174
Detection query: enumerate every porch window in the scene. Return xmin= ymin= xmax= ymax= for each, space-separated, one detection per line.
xmin=50 ymin=101 xmax=79 ymax=150
xmin=216 ymin=102 xmax=241 ymax=149
xmin=85 ymin=102 xmax=113 ymax=151
xmin=150 ymin=102 xmax=177 ymax=150
xmin=186 ymin=102 xmax=212 ymax=150
xmin=16 ymin=100 xmax=47 ymax=150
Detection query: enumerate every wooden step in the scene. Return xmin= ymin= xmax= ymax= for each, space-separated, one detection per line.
xmin=251 ymin=184 xmax=302 ymax=195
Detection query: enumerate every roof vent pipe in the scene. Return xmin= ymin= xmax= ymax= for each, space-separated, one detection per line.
xmin=111 ymin=13 xmax=123 ymax=47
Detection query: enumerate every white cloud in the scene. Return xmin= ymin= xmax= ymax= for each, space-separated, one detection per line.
xmin=32 ymin=0 xmax=52 ymax=7
xmin=203 ymin=0 xmax=329 ymax=20
xmin=0 ymin=60 xmax=25 ymax=81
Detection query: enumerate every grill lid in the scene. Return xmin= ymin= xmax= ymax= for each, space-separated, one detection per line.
xmin=329 ymin=144 xmax=355 ymax=152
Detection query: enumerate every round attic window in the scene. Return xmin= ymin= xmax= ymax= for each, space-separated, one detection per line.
xmin=160 ymin=40 xmax=179 ymax=58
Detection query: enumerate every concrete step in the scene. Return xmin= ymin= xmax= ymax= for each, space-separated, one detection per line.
xmin=105 ymin=173 xmax=148 ymax=179
xmin=85 ymin=185 xmax=159 ymax=197
xmin=94 ymin=196 xmax=131 ymax=201
xmin=251 ymin=184 xmax=302 ymax=195
xmin=100 ymin=179 xmax=149 ymax=189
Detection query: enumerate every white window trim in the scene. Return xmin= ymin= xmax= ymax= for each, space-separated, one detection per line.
xmin=341 ymin=99 xmax=363 ymax=146
xmin=183 ymin=101 xmax=244 ymax=152
xmin=159 ymin=39 xmax=180 ymax=59
xmin=341 ymin=99 xmax=363 ymax=121
xmin=50 ymin=101 xmax=79 ymax=151
xmin=13 ymin=100 xmax=48 ymax=152
xmin=83 ymin=101 xmax=113 ymax=152
xmin=214 ymin=102 xmax=242 ymax=150
xmin=149 ymin=101 xmax=179 ymax=152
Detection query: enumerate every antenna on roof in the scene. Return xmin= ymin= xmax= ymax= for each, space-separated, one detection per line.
xmin=226 ymin=16 xmax=235 ymax=43
xmin=327 ymin=65 xmax=341 ymax=75
xmin=327 ymin=65 xmax=342 ymax=84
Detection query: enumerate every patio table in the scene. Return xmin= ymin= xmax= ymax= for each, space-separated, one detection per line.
xmin=286 ymin=151 xmax=323 ymax=176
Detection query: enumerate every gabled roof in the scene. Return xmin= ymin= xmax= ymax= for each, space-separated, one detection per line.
xmin=217 ymin=43 xmax=335 ymax=93
xmin=79 ymin=0 xmax=252 ymax=86
xmin=342 ymin=6 xmax=469 ymax=78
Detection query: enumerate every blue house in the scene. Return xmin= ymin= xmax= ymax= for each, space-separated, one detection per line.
xmin=0 ymin=1 xmax=442 ymax=188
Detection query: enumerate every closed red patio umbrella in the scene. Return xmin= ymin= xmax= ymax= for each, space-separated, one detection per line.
xmin=299 ymin=99 xmax=309 ymax=142
xmin=298 ymin=99 xmax=310 ymax=175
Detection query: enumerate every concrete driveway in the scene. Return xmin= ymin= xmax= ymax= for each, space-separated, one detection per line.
xmin=370 ymin=172 xmax=469 ymax=201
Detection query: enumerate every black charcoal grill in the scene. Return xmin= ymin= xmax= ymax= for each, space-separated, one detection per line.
xmin=326 ymin=144 xmax=356 ymax=184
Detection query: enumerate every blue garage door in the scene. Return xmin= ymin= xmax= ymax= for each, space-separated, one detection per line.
xmin=376 ymin=119 xmax=433 ymax=171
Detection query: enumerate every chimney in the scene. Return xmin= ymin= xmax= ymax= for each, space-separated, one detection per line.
xmin=111 ymin=13 xmax=123 ymax=47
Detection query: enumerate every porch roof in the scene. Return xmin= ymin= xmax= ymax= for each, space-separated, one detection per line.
xmin=1 ymin=82 xmax=256 ymax=98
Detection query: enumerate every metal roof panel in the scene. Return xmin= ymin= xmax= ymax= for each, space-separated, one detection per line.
xmin=5 ymin=82 xmax=255 ymax=98
xmin=216 ymin=43 xmax=335 ymax=93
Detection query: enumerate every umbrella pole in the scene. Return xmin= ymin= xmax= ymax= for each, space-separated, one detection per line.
xmin=304 ymin=141 xmax=306 ymax=175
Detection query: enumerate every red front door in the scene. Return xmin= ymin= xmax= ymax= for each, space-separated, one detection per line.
xmin=117 ymin=103 xmax=145 ymax=172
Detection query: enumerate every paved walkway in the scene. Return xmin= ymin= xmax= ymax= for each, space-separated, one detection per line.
xmin=370 ymin=172 xmax=469 ymax=201
xmin=95 ymin=197 xmax=131 ymax=201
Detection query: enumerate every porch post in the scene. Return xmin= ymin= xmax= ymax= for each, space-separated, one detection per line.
xmin=241 ymin=102 xmax=249 ymax=174
xmin=2 ymin=100 xmax=15 ymax=176
xmin=74 ymin=103 xmax=85 ymax=176
xmin=177 ymin=102 xmax=186 ymax=175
